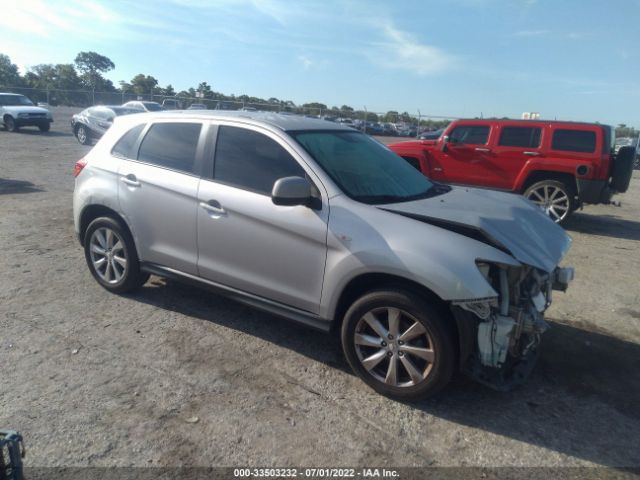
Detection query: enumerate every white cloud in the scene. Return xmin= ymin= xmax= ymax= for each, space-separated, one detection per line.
xmin=298 ymin=55 xmax=313 ymax=69
xmin=514 ymin=29 xmax=549 ymax=37
xmin=368 ymin=24 xmax=455 ymax=76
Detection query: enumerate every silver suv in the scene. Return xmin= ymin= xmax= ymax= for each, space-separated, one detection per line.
xmin=73 ymin=111 xmax=574 ymax=399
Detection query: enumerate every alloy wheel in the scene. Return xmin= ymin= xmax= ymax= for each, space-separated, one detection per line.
xmin=353 ymin=307 xmax=435 ymax=388
xmin=89 ymin=227 xmax=128 ymax=284
xmin=77 ymin=126 xmax=87 ymax=144
xmin=526 ymin=184 xmax=570 ymax=223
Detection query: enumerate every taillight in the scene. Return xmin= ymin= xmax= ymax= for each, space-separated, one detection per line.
xmin=73 ymin=158 xmax=87 ymax=177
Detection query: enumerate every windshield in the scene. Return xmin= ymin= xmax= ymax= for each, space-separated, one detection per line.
xmin=143 ymin=102 xmax=162 ymax=111
xmin=291 ymin=130 xmax=434 ymax=204
xmin=0 ymin=94 xmax=34 ymax=106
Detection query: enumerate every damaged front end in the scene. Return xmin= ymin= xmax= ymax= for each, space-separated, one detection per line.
xmin=451 ymin=262 xmax=574 ymax=391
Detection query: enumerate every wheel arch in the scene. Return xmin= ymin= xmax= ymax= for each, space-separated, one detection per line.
xmin=519 ymin=170 xmax=577 ymax=194
xmin=330 ymin=272 xmax=454 ymax=334
xmin=79 ymin=204 xmax=132 ymax=248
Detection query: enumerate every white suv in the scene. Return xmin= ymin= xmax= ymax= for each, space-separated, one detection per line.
xmin=73 ymin=111 xmax=574 ymax=399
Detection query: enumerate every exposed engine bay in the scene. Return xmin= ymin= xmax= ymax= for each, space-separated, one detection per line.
xmin=451 ymin=263 xmax=574 ymax=390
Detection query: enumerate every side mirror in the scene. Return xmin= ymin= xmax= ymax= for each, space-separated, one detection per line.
xmin=441 ymin=135 xmax=450 ymax=152
xmin=272 ymin=176 xmax=317 ymax=208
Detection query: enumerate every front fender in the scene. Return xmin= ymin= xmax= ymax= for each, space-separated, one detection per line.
xmin=320 ymin=198 xmax=520 ymax=319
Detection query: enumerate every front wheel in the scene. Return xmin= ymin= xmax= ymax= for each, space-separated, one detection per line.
xmin=84 ymin=217 xmax=148 ymax=294
xmin=76 ymin=124 xmax=91 ymax=145
xmin=341 ymin=290 xmax=456 ymax=400
xmin=524 ymin=180 xmax=575 ymax=223
xmin=5 ymin=116 xmax=18 ymax=132
xmin=39 ymin=122 xmax=50 ymax=132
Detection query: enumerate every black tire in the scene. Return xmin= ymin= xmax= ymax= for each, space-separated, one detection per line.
xmin=38 ymin=122 xmax=50 ymax=132
xmin=75 ymin=124 xmax=91 ymax=145
xmin=524 ymin=179 xmax=576 ymax=224
xmin=84 ymin=216 xmax=148 ymax=294
xmin=611 ymin=146 xmax=636 ymax=193
xmin=341 ymin=289 xmax=456 ymax=401
xmin=5 ymin=116 xmax=18 ymax=132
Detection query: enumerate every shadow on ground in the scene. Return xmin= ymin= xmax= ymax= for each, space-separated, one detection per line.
xmin=133 ymin=278 xmax=640 ymax=467
xmin=13 ymin=129 xmax=73 ymax=138
xmin=564 ymin=211 xmax=640 ymax=241
xmin=0 ymin=178 xmax=43 ymax=195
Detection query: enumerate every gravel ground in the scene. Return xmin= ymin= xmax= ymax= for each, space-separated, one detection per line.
xmin=1 ymin=107 xmax=639 ymax=472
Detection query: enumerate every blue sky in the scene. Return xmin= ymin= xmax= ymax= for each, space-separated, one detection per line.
xmin=2 ymin=0 xmax=639 ymax=125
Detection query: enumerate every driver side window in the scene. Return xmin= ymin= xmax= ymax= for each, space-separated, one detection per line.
xmin=449 ymin=125 xmax=490 ymax=145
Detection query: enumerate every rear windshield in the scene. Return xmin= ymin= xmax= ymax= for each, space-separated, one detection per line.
xmin=143 ymin=102 xmax=163 ymax=111
xmin=111 ymin=107 xmax=144 ymax=116
xmin=551 ymin=129 xmax=596 ymax=153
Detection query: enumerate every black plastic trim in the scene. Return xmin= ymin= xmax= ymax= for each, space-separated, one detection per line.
xmin=140 ymin=262 xmax=332 ymax=332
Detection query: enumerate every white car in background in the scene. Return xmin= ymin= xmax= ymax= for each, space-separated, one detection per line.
xmin=0 ymin=93 xmax=53 ymax=132
xmin=122 ymin=101 xmax=163 ymax=112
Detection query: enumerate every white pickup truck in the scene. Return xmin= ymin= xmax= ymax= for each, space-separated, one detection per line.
xmin=0 ymin=93 xmax=53 ymax=132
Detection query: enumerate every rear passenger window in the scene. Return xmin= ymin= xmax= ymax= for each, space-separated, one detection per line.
xmin=112 ymin=124 xmax=145 ymax=158
xmin=499 ymin=127 xmax=541 ymax=148
xmin=449 ymin=125 xmax=490 ymax=145
xmin=214 ymin=126 xmax=305 ymax=195
xmin=138 ymin=123 xmax=202 ymax=173
xmin=552 ymin=129 xmax=596 ymax=153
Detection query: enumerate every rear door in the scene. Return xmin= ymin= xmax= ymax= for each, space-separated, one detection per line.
xmin=435 ymin=123 xmax=494 ymax=184
xmin=490 ymin=124 xmax=544 ymax=189
xmin=196 ymin=123 xmax=329 ymax=313
xmin=118 ymin=120 xmax=207 ymax=274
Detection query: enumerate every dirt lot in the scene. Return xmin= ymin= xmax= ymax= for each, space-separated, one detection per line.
xmin=1 ymin=107 xmax=639 ymax=471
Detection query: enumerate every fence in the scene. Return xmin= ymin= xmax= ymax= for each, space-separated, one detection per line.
xmin=0 ymin=85 xmax=458 ymax=130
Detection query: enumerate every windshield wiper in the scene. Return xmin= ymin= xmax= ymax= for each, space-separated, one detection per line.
xmin=355 ymin=184 xmax=451 ymax=204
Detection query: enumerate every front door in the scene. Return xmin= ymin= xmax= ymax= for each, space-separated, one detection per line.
xmin=434 ymin=124 xmax=495 ymax=185
xmin=197 ymin=124 xmax=329 ymax=313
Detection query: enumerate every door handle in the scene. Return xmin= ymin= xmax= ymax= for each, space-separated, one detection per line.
xmin=121 ymin=175 xmax=140 ymax=187
xmin=199 ymin=200 xmax=226 ymax=216
xmin=523 ymin=151 xmax=541 ymax=156
xmin=474 ymin=147 xmax=491 ymax=153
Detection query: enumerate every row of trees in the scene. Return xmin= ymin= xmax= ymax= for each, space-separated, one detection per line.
xmin=0 ymin=51 xmax=449 ymax=127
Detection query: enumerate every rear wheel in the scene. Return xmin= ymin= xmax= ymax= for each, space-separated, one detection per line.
xmin=524 ymin=180 xmax=575 ymax=223
xmin=5 ymin=116 xmax=18 ymax=132
xmin=76 ymin=124 xmax=91 ymax=145
xmin=84 ymin=217 xmax=148 ymax=293
xmin=341 ymin=290 xmax=456 ymax=400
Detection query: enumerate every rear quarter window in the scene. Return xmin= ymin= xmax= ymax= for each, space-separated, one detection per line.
xmin=111 ymin=124 xmax=145 ymax=159
xmin=551 ymin=129 xmax=596 ymax=153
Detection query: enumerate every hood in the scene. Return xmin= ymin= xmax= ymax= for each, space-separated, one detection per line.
xmin=3 ymin=105 xmax=51 ymax=115
xmin=380 ymin=186 xmax=571 ymax=272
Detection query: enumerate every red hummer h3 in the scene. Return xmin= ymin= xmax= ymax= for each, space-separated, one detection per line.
xmin=389 ymin=119 xmax=636 ymax=222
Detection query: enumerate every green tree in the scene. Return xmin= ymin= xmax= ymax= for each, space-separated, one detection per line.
xmin=130 ymin=74 xmax=158 ymax=96
xmin=24 ymin=64 xmax=84 ymax=105
xmin=0 ymin=54 xmax=22 ymax=86
xmin=163 ymin=84 xmax=176 ymax=96
xmin=74 ymin=51 xmax=115 ymax=90
xmin=197 ymin=81 xmax=213 ymax=99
